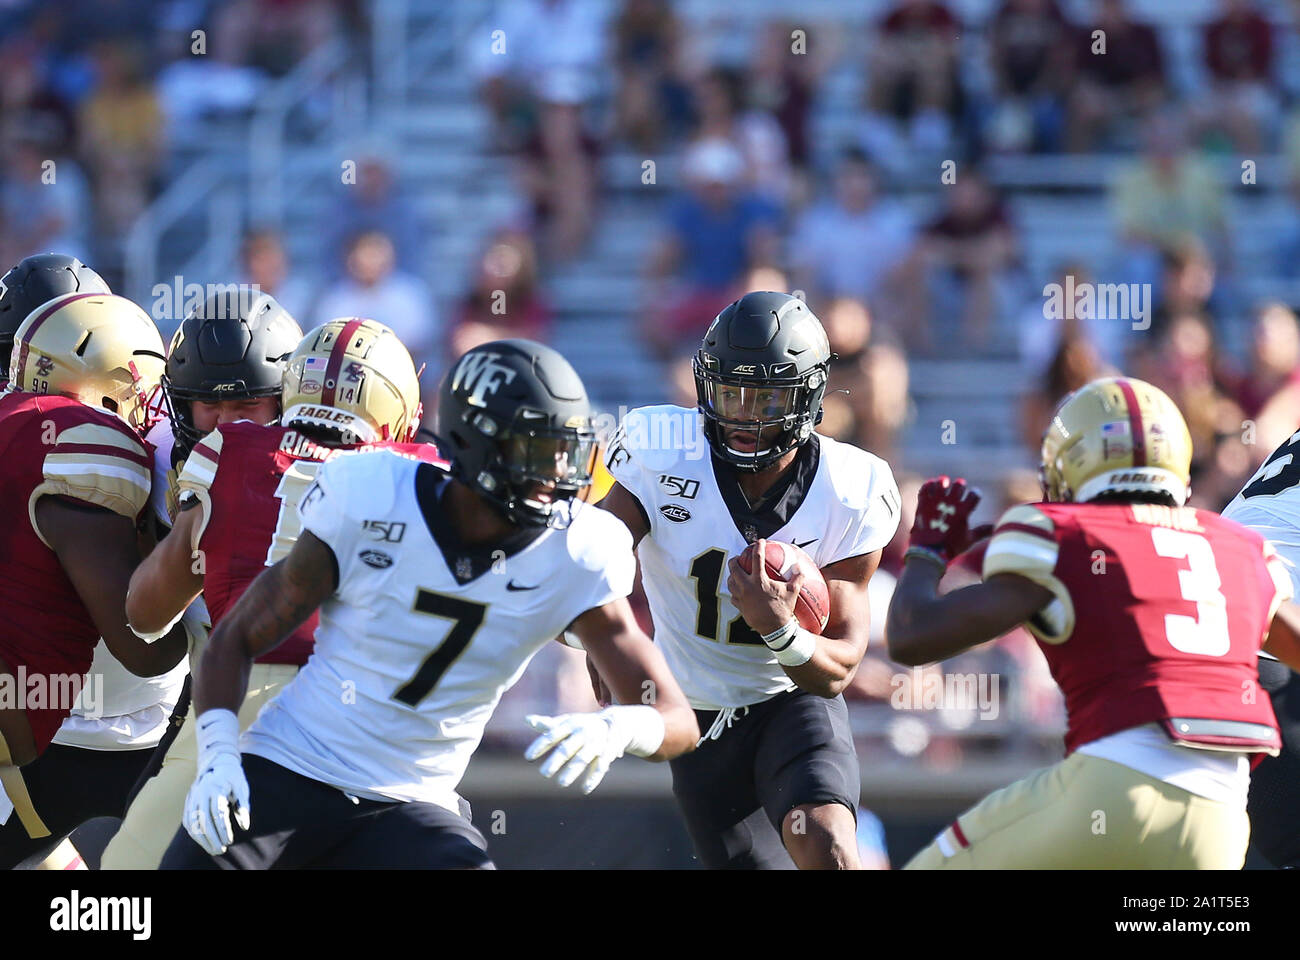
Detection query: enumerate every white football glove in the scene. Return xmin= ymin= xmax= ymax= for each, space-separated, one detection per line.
xmin=524 ymin=706 xmax=665 ymax=795
xmin=183 ymin=709 xmax=250 ymax=857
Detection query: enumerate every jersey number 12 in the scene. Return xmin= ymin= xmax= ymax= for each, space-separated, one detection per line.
xmin=689 ymin=549 xmax=765 ymax=646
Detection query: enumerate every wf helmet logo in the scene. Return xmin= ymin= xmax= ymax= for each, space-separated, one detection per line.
xmin=452 ymin=352 xmax=517 ymax=406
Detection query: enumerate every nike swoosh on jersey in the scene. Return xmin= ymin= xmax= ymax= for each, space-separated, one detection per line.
xmin=506 ymin=580 xmax=540 ymax=591
xmin=793 ymin=538 xmax=819 ymax=549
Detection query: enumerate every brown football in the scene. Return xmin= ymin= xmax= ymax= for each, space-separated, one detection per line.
xmin=737 ymin=540 xmax=831 ymax=634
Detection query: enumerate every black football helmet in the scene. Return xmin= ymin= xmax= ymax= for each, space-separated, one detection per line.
xmin=162 ymin=288 xmax=302 ymax=455
xmin=0 ymin=253 xmax=110 ymax=386
xmin=435 ymin=339 xmax=598 ymax=528
xmin=693 ymin=291 xmax=832 ymax=471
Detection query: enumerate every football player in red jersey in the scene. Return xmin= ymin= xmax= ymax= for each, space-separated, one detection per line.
xmin=888 ymin=376 xmax=1300 ymax=869
xmin=0 ymin=292 xmax=189 ymax=843
xmin=104 ymin=317 xmax=438 ymax=869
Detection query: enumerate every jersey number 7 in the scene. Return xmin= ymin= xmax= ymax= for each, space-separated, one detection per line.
xmin=394 ymin=590 xmax=487 ymax=706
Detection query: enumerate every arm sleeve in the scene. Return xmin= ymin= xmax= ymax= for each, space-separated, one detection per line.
xmin=29 ymin=418 xmax=153 ymax=548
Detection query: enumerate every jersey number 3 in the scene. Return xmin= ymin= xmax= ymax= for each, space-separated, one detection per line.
xmin=1150 ymin=527 xmax=1229 ymax=657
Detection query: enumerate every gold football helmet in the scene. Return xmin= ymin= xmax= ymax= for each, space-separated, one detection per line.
xmin=282 ymin=318 xmax=421 ymax=443
xmin=1040 ymin=376 xmax=1193 ymax=505
xmin=8 ymin=292 xmax=166 ymax=433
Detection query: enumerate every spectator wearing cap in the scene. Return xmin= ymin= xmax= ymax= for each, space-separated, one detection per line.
xmin=643 ymin=138 xmax=781 ymax=359
xmin=689 ymin=66 xmax=791 ymax=208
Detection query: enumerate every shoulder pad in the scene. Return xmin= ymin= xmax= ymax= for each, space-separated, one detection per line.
xmin=984 ymin=503 xmax=1059 ymax=583
xmin=40 ymin=415 xmax=152 ymax=520
xmin=819 ymin=435 xmax=895 ymax=510
xmin=567 ymin=503 xmax=634 ymax=572
xmin=316 ymin=447 xmax=411 ymax=520
xmin=177 ymin=428 xmax=225 ymax=494
xmin=608 ymin=404 xmax=705 ymax=475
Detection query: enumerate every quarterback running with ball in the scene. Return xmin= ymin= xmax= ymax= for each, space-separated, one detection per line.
xmin=599 ymin=291 xmax=900 ymax=869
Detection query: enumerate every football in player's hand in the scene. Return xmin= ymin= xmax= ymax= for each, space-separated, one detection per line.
xmin=738 ymin=540 xmax=830 ymax=634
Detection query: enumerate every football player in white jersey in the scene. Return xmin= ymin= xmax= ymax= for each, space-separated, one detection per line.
xmin=1221 ymin=432 xmax=1300 ymax=867
xmin=599 ymin=291 xmax=900 ymax=869
xmin=160 ymin=340 xmax=698 ymax=868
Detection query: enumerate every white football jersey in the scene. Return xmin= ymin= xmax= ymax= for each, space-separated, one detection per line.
xmin=606 ymin=404 xmax=900 ymax=710
xmin=1223 ymin=430 xmax=1300 ymax=596
xmin=241 ymin=449 xmax=635 ymax=810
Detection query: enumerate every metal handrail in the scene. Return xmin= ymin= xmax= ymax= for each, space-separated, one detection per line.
xmin=249 ymin=37 xmax=351 ymax=228
xmin=127 ymin=0 xmax=483 ymax=308
xmin=123 ymin=157 xmax=224 ymax=307
xmin=372 ymin=0 xmax=409 ymax=134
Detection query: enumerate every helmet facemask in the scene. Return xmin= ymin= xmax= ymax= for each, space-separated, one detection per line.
xmin=694 ymin=354 xmax=826 ymax=471
xmin=458 ymin=410 xmax=598 ymax=529
xmin=162 ymin=377 xmax=282 ymax=452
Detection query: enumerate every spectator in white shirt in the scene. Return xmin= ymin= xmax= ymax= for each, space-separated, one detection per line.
xmin=789 ymin=148 xmax=918 ymax=330
xmin=313 ymin=230 xmax=440 ymax=372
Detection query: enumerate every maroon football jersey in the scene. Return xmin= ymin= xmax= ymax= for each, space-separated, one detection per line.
xmin=982 ymin=501 xmax=1290 ymax=755
xmin=179 ymin=421 xmax=445 ymax=665
xmin=0 ymin=391 xmax=154 ymax=751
